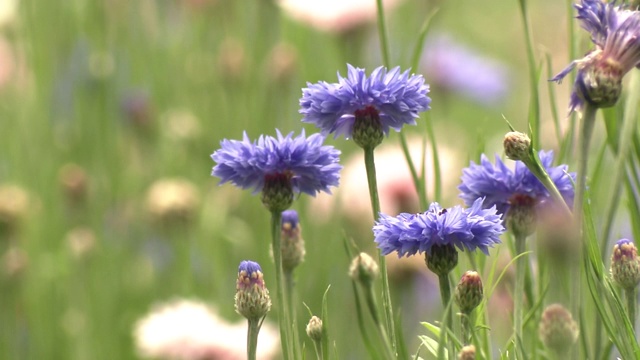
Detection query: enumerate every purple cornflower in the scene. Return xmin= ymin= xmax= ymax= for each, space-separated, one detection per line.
xmin=211 ymin=129 xmax=341 ymax=212
xmin=458 ymin=150 xmax=575 ymax=218
xmin=373 ymin=198 xmax=505 ymax=257
xmin=552 ymin=0 xmax=640 ymax=112
xmin=299 ymin=64 xmax=430 ymax=147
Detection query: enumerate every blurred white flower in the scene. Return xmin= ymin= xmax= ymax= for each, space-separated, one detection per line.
xmin=0 ymin=0 xmax=17 ymax=28
xmin=278 ymin=0 xmax=404 ymax=33
xmin=134 ymin=299 xmax=279 ymax=360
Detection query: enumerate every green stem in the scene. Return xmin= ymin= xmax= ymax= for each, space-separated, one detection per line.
xmin=626 ymin=287 xmax=637 ymax=332
xmin=460 ymin=312 xmax=473 ymax=345
xmin=284 ymin=271 xmax=301 ymax=359
xmin=517 ymin=0 xmax=540 ymax=149
xmin=523 ymin=157 xmax=573 ymax=218
xmin=374 ymin=0 xmax=390 ymax=67
xmin=363 ymin=146 xmax=397 ymax=356
xmin=270 ymin=211 xmax=293 ymax=360
xmin=513 ymin=234 xmax=527 ymax=358
xmin=399 ymin=132 xmax=426 ymax=209
xmin=365 ymin=285 xmax=396 ymax=359
xmin=312 ymin=339 xmax=324 ymax=360
xmin=573 ymin=104 xmax=597 ymax=321
xmin=247 ymin=318 xmax=261 ymax=360
xmin=437 ymin=273 xmax=453 ymax=360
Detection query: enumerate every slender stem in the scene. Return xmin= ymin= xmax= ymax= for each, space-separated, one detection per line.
xmin=284 ymin=271 xmax=301 ymax=359
xmin=626 ymin=288 xmax=637 ymax=332
xmin=523 ymin=157 xmax=573 ymax=218
xmin=312 ymin=338 xmax=324 ymax=360
xmin=460 ymin=312 xmax=473 ymax=345
xmin=573 ymin=104 xmax=597 ymax=321
xmin=399 ymin=132 xmax=426 ymax=209
xmin=247 ymin=318 xmax=261 ymax=360
xmin=513 ymin=234 xmax=527 ymax=358
xmin=365 ymin=286 xmax=396 ymax=359
xmin=363 ymin=146 xmax=397 ymax=356
xmin=374 ymin=0 xmax=390 ymax=67
xmin=437 ymin=273 xmax=453 ymax=359
xmin=517 ymin=0 xmax=540 ymax=149
xmin=270 ymin=211 xmax=293 ymax=360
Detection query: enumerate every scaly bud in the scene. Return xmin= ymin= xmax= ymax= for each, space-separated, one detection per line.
xmin=503 ymin=131 xmax=531 ymax=162
xmin=611 ymin=239 xmax=640 ymax=290
xmin=455 ymin=271 xmax=484 ymax=314
xmin=235 ymin=261 xmax=271 ymax=320
xmin=539 ymin=304 xmax=579 ymax=357
xmin=306 ymin=315 xmax=323 ymax=342
xmin=348 ymin=252 xmax=379 ymax=287
xmin=281 ymin=210 xmax=305 ymax=272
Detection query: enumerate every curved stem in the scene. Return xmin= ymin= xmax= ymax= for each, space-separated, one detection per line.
xmin=513 ymin=234 xmax=527 ymax=358
xmin=270 ymin=211 xmax=293 ymax=360
xmin=363 ymin=146 xmax=397 ymax=356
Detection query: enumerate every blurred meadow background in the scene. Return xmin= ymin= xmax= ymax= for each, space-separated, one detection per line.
xmin=2 ymin=0 xmax=632 ymax=359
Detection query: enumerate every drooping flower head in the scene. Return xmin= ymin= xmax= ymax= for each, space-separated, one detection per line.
xmin=300 ymin=64 xmax=431 ymax=148
xmin=211 ymin=129 xmax=342 ymax=212
xmin=373 ymin=197 xmax=504 ymax=258
xmin=458 ymin=150 xmax=575 ymax=220
xmin=552 ymin=0 xmax=640 ymax=112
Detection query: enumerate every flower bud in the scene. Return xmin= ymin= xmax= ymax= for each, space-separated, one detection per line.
xmin=352 ymin=106 xmax=384 ymax=149
xmin=503 ymin=131 xmax=531 ymax=162
xmin=281 ymin=210 xmax=305 ymax=272
xmin=235 ymin=261 xmax=271 ymax=320
xmin=349 ymin=252 xmax=379 ymax=287
xmin=455 ymin=271 xmax=483 ymax=314
xmin=458 ymin=345 xmax=476 ymax=360
xmin=539 ymin=304 xmax=579 ymax=356
xmin=306 ymin=315 xmax=323 ymax=342
xmin=425 ymin=244 xmax=458 ymax=277
xmin=610 ymin=239 xmax=640 ymax=290
xmin=506 ymin=194 xmax=537 ymax=238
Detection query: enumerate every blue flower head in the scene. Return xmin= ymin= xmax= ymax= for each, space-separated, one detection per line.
xmin=373 ymin=198 xmax=505 ymax=258
xmin=300 ymin=64 xmax=431 ymax=146
xmin=281 ymin=209 xmax=300 ymax=228
xmin=552 ymin=0 xmax=640 ymax=112
xmin=211 ymin=130 xmax=342 ymax=211
xmin=458 ymin=150 xmax=575 ymax=218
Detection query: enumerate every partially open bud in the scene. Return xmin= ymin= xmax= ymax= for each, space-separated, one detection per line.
xmin=280 ymin=210 xmax=305 ymax=272
xmin=506 ymin=194 xmax=537 ymax=238
xmin=539 ymin=304 xmax=579 ymax=357
xmin=235 ymin=261 xmax=271 ymax=320
xmin=306 ymin=315 xmax=323 ymax=342
xmin=348 ymin=252 xmax=379 ymax=287
xmin=610 ymin=239 xmax=640 ymax=290
xmin=458 ymin=344 xmax=476 ymax=360
xmin=352 ymin=106 xmax=384 ymax=149
xmin=455 ymin=271 xmax=483 ymax=314
xmin=425 ymin=244 xmax=458 ymax=277
xmin=503 ymin=131 xmax=531 ymax=162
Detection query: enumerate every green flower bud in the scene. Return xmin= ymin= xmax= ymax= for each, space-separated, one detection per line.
xmin=576 ymin=56 xmax=623 ymax=109
xmin=611 ymin=239 xmax=640 ymax=290
xmin=455 ymin=271 xmax=484 ymax=314
xmin=281 ymin=210 xmax=305 ymax=272
xmin=349 ymin=252 xmax=379 ymax=287
xmin=539 ymin=304 xmax=579 ymax=357
xmin=503 ymin=131 xmax=531 ymax=162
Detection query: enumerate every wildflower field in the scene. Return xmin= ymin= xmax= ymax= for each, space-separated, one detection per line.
xmin=3 ymin=0 xmax=640 ymax=359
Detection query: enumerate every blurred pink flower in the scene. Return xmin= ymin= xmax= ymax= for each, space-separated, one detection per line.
xmin=278 ymin=0 xmax=404 ymax=33
xmin=134 ymin=299 xmax=279 ymax=360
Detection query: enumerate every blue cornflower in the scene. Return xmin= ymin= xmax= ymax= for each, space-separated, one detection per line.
xmin=211 ymin=129 xmax=341 ymax=212
xmin=458 ymin=150 xmax=575 ymax=218
xmin=373 ymin=198 xmax=504 ymax=258
xmin=300 ymin=64 xmax=430 ymax=148
xmin=552 ymin=0 xmax=640 ymax=112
